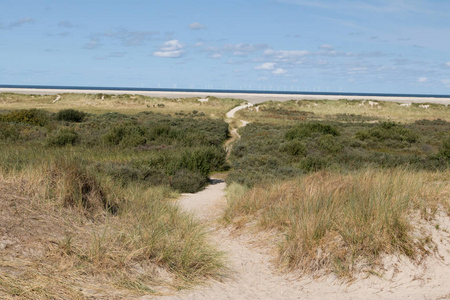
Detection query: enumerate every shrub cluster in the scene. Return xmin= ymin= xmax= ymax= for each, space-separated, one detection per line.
xmin=55 ymin=109 xmax=86 ymax=122
xmin=0 ymin=108 xmax=230 ymax=193
xmin=227 ymin=120 xmax=449 ymax=187
xmin=0 ymin=109 xmax=49 ymax=126
xmin=47 ymin=128 xmax=79 ymax=146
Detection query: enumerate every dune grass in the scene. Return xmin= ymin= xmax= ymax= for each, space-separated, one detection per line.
xmin=0 ymin=92 xmax=242 ymax=118
xmin=0 ymin=99 xmax=233 ymax=297
xmin=0 ymin=155 xmax=226 ymax=298
xmin=235 ymin=99 xmax=449 ymax=125
xmin=224 ymin=168 xmax=449 ymax=278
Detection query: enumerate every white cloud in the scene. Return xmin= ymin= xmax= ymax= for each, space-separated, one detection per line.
xmin=272 ymin=68 xmax=287 ymax=75
xmin=255 ymin=62 xmax=275 ymax=70
xmin=446 ymin=62 xmax=450 ymax=67
xmin=224 ymin=43 xmax=268 ymax=56
xmin=189 ymin=22 xmax=206 ymax=30
xmin=441 ymin=79 xmax=450 ymax=87
xmin=264 ymin=49 xmax=309 ymax=60
xmin=0 ymin=17 xmax=35 ymax=30
xmin=85 ymin=29 xmax=159 ymax=48
xmin=84 ymin=37 xmax=101 ymax=49
xmin=319 ymin=44 xmax=333 ymax=50
xmin=211 ymin=53 xmax=222 ymax=59
xmin=418 ymin=77 xmax=428 ymax=83
xmin=153 ymin=40 xmax=184 ymax=58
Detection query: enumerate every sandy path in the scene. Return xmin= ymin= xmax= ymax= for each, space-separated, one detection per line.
xmin=152 ymin=181 xmax=450 ymax=300
xmin=149 ymin=106 xmax=450 ymax=300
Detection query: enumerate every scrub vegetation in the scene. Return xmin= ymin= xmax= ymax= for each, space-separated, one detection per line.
xmin=224 ymin=98 xmax=450 ymax=278
xmin=1 ymin=93 xmax=449 ymax=297
xmin=0 ymin=96 xmax=233 ymax=298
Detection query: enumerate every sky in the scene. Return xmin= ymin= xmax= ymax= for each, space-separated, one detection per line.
xmin=1 ymin=0 xmax=450 ymax=94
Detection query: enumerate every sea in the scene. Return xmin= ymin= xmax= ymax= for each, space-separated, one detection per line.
xmin=1 ymin=84 xmax=450 ymax=99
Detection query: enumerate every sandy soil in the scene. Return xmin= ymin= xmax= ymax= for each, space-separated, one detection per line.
xmin=150 ymin=178 xmax=450 ymax=300
xmin=1 ymin=88 xmax=450 ymax=105
xmin=146 ymin=105 xmax=450 ymax=300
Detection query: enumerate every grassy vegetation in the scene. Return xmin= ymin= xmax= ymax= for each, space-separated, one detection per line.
xmin=224 ymin=98 xmax=450 ymax=278
xmin=0 ymin=107 xmax=230 ymax=193
xmin=0 ymin=95 xmax=235 ymax=297
xmin=227 ymin=119 xmax=449 ymax=187
xmin=224 ymin=168 xmax=449 ymax=277
xmin=235 ymin=99 xmax=449 ymax=124
xmin=0 ymin=157 xmax=225 ymax=298
xmin=1 ymin=92 xmax=449 ymax=292
xmin=0 ymin=92 xmax=242 ymax=117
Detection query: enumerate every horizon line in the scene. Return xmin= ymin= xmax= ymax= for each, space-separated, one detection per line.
xmin=1 ymin=84 xmax=450 ymax=99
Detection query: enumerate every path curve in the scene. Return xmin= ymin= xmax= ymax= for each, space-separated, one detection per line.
xmin=149 ymin=105 xmax=450 ymax=300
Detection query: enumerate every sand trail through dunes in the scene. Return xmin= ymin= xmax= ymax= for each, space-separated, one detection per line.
xmin=151 ymin=178 xmax=450 ymax=300
xmin=148 ymin=105 xmax=450 ymax=300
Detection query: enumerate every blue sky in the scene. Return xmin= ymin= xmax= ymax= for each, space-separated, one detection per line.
xmin=1 ymin=0 xmax=450 ymax=94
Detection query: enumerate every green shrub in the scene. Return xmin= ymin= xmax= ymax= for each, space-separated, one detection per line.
xmin=104 ymin=124 xmax=147 ymax=147
xmin=286 ymin=122 xmax=339 ymax=140
xmin=0 ymin=109 xmax=49 ymax=126
xmin=281 ymin=140 xmax=307 ymax=156
xmin=170 ymin=169 xmax=208 ymax=193
xmin=439 ymin=138 xmax=450 ymax=159
xmin=318 ymin=134 xmax=343 ymax=153
xmin=56 ymin=109 xmax=86 ymax=122
xmin=299 ymin=155 xmax=328 ymax=172
xmin=0 ymin=123 xmax=20 ymax=141
xmin=47 ymin=128 xmax=79 ymax=146
xmin=102 ymin=163 xmax=168 ymax=187
xmin=356 ymin=122 xmax=418 ymax=144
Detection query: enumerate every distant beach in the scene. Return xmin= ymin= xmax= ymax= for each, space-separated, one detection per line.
xmin=1 ymin=86 xmax=449 ymax=105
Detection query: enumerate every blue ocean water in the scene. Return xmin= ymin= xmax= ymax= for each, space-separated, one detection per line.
xmin=1 ymin=84 xmax=449 ymax=99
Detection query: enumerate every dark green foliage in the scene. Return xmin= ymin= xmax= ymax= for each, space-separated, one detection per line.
xmin=56 ymin=109 xmax=86 ymax=122
xmin=104 ymin=124 xmax=147 ymax=147
xmin=47 ymin=128 xmax=79 ymax=146
xmin=281 ymin=140 xmax=306 ymax=156
xmin=439 ymin=138 xmax=450 ymax=159
xmin=0 ymin=123 xmax=20 ymax=141
xmin=286 ymin=122 xmax=339 ymax=140
xmin=356 ymin=121 xmax=418 ymax=144
xmin=227 ymin=119 xmax=450 ymax=187
xmin=318 ymin=134 xmax=343 ymax=153
xmin=0 ymin=109 xmax=49 ymax=126
xmin=102 ymin=163 xmax=168 ymax=187
xmin=170 ymin=169 xmax=209 ymax=193
xmin=0 ymin=108 xmax=229 ymax=194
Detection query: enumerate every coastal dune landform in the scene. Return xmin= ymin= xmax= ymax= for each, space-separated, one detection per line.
xmin=0 ymin=90 xmax=449 ymax=299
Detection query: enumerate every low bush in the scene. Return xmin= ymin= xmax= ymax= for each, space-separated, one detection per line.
xmin=439 ymin=138 xmax=450 ymax=159
xmin=47 ymin=128 xmax=79 ymax=146
xmin=0 ymin=109 xmax=49 ymax=126
xmin=281 ymin=140 xmax=307 ymax=156
xmin=56 ymin=109 xmax=86 ymax=122
xmin=104 ymin=123 xmax=147 ymax=147
xmin=170 ymin=169 xmax=209 ymax=193
xmin=286 ymin=122 xmax=339 ymax=140
xmin=0 ymin=123 xmax=20 ymax=141
xmin=356 ymin=121 xmax=418 ymax=144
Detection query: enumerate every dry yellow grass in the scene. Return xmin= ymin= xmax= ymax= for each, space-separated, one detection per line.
xmin=235 ymin=99 xmax=449 ymax=124
xmin=0 ymin=93 xmax=242 ymax=118
xmin=0 ymin=158 xmax=225 ymax=299
xmin=224 ymin=168 xmax=449 ymax=278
